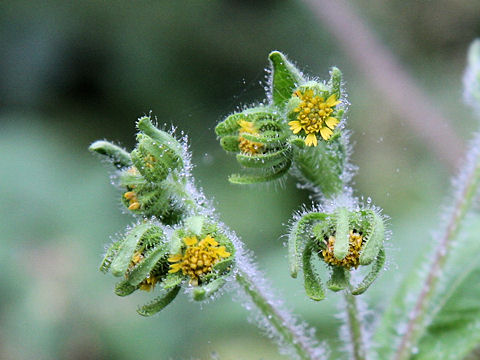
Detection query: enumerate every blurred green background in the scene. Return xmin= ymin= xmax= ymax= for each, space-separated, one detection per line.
xmin=1 ymin=1 xmax=479 ymax=359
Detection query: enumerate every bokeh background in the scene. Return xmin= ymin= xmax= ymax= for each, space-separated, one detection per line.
xmin=1 ymin=1 xmax=480 ymax=359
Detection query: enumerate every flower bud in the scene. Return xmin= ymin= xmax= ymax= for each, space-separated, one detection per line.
xmin=131 ymin=117 xmax=184 ymax=183
xmin=288 ymin=207 xmax=386 ymax=300
xmin=215 ymin=107 xmax=293 ymax=184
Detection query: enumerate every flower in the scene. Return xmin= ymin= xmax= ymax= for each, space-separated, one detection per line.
xmin=288 ymin=89 xmax=341 ymax=146
xmin=168 ymin=235 xmax=231 ymax=286
xmin=238 ymin=120 xmax=264 ymax=155
xmin=321 ymin=230 xmax=363 ymax=269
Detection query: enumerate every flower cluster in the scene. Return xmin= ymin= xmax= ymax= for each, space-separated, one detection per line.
xmin=215 ymin=51 xmax=348 ymax=197
xmin=90 ymin=119 xmax=236 ymax=316
xmin=288 ymin=207 xmax=386 ymax=300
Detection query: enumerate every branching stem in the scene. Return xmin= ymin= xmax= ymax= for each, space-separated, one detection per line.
xmin=236 ymin=270 xmax=320 ymax=360
xmin=393 ymin=134 xmax=480 ymax=360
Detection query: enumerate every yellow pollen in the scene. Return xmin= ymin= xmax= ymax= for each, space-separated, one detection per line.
xmin=322 ymin=230 xmax=363 ymax=269
xmin=168 ymin=235 xmax=231 ymax=285
xmin=124 ymin=190 xmax=140 ymax=210
xmin=237 ymin=120 xmax=264 ymax=155
xmin=144 ymin=154 xmax=156 ymax=169
xmin=288 ymin=89 xmax=341 ymax=146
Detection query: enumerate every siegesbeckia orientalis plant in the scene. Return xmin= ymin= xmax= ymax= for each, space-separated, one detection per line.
xmin=91 ymin=40 xmax=480 ymax=360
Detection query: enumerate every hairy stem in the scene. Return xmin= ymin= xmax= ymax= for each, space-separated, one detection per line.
xmin=393 ymin=134 xmax=480 ymax=360
xmin=344 ymin=291 xmax=366 ymax=360
xmin=236 ymin=270 xmax=320 ymax=360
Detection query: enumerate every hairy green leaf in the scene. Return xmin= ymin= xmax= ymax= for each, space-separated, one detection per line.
xmin=137 ymin=286 xmax=181 ymax=316
xmin=268 ymin=51 xmax=304 ymax=108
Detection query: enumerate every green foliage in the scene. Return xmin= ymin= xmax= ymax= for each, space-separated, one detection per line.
xmin=137 ymin=286 xmax=181 ymax=317
xmin=268 ymin=51 xmax=305 ymax=108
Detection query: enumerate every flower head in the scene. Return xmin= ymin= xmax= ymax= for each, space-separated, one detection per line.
xmin=288 ymin=89 xmax=341 ymax=146
xmin=238 ymin=120 xmax=264 ymax=155
xmin=168 ymin=235 xmax=231 ymax=286
xmin=321 ymin=230 xmax=363 ymax=269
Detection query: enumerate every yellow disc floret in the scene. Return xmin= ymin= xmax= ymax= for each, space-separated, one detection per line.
xmin=288 ymin=89 xmax=341 ymax=146
xmin=322 ymin=230 xmax=363 ymax=269
xmin=168 ymin=235 xmax=231 ymax=286
xmin=238 ymin=120 xmax=263 ymax=155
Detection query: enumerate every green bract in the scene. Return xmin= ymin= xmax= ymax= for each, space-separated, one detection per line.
xmin=215 ymin=106 xmax=293 ymax=184
xmin=288 ymin=207 xmax=386 ymax=300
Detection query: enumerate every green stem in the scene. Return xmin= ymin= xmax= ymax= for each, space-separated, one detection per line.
xmin=344 ymin=290 xmax=366 ymax=360
xmin=235 ymin=270 xmax=317 ymax=360
xmin=393 ymin=136 xmax=480 ymax=360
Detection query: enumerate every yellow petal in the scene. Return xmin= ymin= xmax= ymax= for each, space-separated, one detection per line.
xmin=326 ymin=94 xmax=340 ymax=107
xmin=216 ymin=246 xmax=231 ymax=258
xmin=168 ymin=263 xmax=182 ymax=273
xmin=288 ymin=121 xmax=302 ymax=134
xmin=202 ymin=235 xmax=218 ymax=246
xmin=320 ymin=127 xmax=333 ymax=140
xmin=305 ymin=134 xmax=318 ymax=147
xmin=184 ymin=236 xmax=198 ymax=246
xmin=168 ymin=253 xmax=183 ymax=262
xmin=325 ymin=117 xmax=339 ymax=129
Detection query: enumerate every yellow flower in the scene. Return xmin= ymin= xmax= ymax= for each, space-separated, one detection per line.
xmin=322 ymin=230 xmax=363 ymax=269
xmin=238 ymin=120 xmax=263 ymax=155
xmin=168 ymin=235 xmax=231 ymax=286
xmin=288 ymin=89 xmax=341 ymax=146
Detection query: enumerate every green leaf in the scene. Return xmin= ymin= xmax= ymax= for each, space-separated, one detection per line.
xmin=333 ymin=207 xmax=350 ymax=260
xmin=327 ymin=67 xmax=343 ymax=100
xmin=236 ymin=148 xmax=291 ymax=169
xmin=215 ymin=113 xmax=242 ymax=136
xmin=137 ymin=286 xmax=181 ymax=316
xmin=100 ymin=241 xmax=122 ymax=274
xmin=219 ymin=135 xmax=239 ymax=152
xmin=162 ymin=272 xmax=183 ymax=289
xmin=302 ymin=241 xmax=325 ymax=301
xmin=268 ymin=51 xmax=304 ymax=108
xmin=359 ymin=211 xmax=385 ymax=265
xmin=137 ymin=116 xmax=183 ymax=156
xmin=127 ymin=244 xmax=167 ymax=286
xmin=288 ymin=212 xmax=327 ymax=278
xmin=228 ymin=159 xmax=291 ymax=184
xmin=193 ymin=278 xmax=226 ymax=301
xmin=110 ymin=223 xmax=153 ymax=277
xmin=374 ymin=217 xmax=480 ymax=359
xmin=292 ymin=136 xmax=346 ymax=197
xmin=89 ymin=140 xmax=132 ymax=168
xmin=351 ymin=247 xmax=385 ymax=295
xmin=114 ymin=279 xmax=137 ymax=296
xmin=240 ymin=131 xmax=288 ymax=147
xmin=326 ymin=266 xmax=350 ymax=292
xmin=411 ymin=218 xmax=480 ymax=360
